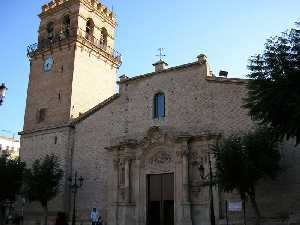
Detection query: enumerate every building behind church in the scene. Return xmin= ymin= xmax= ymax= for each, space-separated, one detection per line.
xmin=0 ymin=135 xmax=20 ymax=158
xmin=20 ymin=0 xmax=300 ymax=225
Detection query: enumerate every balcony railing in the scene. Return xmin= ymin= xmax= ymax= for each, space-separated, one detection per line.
xmin=27 ymin=28 xmax=122 ymax=66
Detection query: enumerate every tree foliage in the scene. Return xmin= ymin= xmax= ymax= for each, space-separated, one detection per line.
xmin=214 ymin=127 xmax=281 ymax=224
xmin=0 ymin=155 xmax=26 ymax=203
xmin=244 ymin=21 xmax=300 ymax=144
xmin=24 ymin=154 xmax=63 ymax=225
xmin=0 ymin=155 xmax=25 ymax=225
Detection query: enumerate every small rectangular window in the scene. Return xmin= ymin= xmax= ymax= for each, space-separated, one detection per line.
xmin=37 ymin=108 xmax=47 ymax=123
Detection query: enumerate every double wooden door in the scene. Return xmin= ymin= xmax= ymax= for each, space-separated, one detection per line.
xmin=147 ymin=173 xmax=174 ymax=225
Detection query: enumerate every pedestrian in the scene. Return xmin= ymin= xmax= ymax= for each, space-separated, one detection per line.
xmin=90 ymin=208 xmax=99 ymax=225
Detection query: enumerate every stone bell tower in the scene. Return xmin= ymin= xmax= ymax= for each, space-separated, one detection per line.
xmin=20 ymin=0 xmax=121 ymax=219
xmin=23 ymin=0 xmax=121 ymax=132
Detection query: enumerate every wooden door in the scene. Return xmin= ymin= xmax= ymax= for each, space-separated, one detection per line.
xmin=147 ymin=173 xmax=174 ymax=225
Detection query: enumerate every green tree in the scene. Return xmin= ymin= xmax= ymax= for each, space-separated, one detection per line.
xmin=24 ymin=154 xmax=63 ymax=225
xmin=214 ymin=127 xmax=281 ymax=225
xmin=0 ymin=155 xmax=25 ymax=225
xmin=244 ymin=21 xmax=300 ymax=144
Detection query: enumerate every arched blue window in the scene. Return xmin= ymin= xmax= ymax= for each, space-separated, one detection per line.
xmin=154 ymin=93 xmax=165 ymax=119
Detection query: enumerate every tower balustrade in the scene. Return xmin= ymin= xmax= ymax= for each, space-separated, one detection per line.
xmin=27 ymin=27 xmax=122 ymax=66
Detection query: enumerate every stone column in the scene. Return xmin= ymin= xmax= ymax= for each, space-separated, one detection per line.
xmin=137 ymin=158 xmax=147 ymax=225
xmin=182 ymin=148 xmax=190 ymax=203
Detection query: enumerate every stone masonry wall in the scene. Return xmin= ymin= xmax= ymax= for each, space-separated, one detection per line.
xmin=23 ymin=46 xmax=75 ymax=131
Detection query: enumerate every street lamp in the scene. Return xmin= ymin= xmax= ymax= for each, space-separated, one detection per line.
xmin=0 ymin=83 xmax=8 ymax=105
xmin=198 ymin=153 xmax=216 ymax=225
xmin=21 ymin=197 xmax=26 ymax=225
xmin=68 ymin=171 xmax=84 ymax=225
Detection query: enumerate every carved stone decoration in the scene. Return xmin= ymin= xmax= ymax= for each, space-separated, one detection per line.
xmin=149 ymin=151 xmax=172 ymax=164
xmin=189 ymin=151 xmax=203 ymax=164
xmin=145 ymin=151 xmax=174 ymax=174
xmin=141 ymin=126 xmax=167 ymax=150
xmin=176 ymin=151 xmax=183 ymax=163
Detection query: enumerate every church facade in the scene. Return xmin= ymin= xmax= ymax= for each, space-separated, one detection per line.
xmin=20 ymin=1 xmax=300 ymax=225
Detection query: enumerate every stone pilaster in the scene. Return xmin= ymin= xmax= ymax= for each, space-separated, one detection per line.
xmin=110 ymin=152 xmax=120 ymax=225
xmin=124 ymin=158 xmax=131 ymax=203
xmin=177 ymin=139 xmax=193 ymax=225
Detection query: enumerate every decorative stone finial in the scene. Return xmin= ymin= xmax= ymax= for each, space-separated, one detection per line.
xmin=197 ymin=54 xmax=208 ymax=65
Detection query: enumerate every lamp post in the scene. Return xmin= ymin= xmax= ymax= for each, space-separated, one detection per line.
xmin=0 ymin=83 xmax=8 ymax=105
xmin=198 ymin=153 xmax=216 ymax=225
xmin=21 ymin=197 xmax=26 ymax=225
xmin=68 ymin=171 xmax=84 ymax=225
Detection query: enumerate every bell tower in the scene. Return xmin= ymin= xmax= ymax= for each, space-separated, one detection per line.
xmin=23 ymin=0 xmax=121 ymax=131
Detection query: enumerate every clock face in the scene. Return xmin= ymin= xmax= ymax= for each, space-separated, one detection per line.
xmin=43 ymin=57 xmax=54 ymax=72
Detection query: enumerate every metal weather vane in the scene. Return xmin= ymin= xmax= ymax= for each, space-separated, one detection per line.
xmin=156 ymin=48 xmax=166 ymax=61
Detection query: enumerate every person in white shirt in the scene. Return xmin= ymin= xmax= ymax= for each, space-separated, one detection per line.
xmin=90 ymin=208 xmax=99 ymax=225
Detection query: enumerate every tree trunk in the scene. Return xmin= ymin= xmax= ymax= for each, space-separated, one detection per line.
xmin=249 ymin=189 xmax=261 ymax=225
xmin=43 ymin=203 xmax=48 ymax=225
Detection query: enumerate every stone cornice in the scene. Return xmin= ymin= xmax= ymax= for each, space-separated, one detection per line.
xmin=19 ymin=122 xmax=72 ymax=136
xmin=106 ymin=127 xmax=222 ymax=151
xmin=29 ymin=41 xmax=76 ymax=60
xmin=205 ymin=76 xmax=248 ymax=84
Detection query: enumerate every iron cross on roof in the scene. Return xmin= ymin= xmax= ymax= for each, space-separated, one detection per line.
xmin=156 ymin=48 xmax=166 ymax=61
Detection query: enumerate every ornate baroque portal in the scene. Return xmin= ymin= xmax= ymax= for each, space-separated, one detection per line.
xmin=107 ymin=127 xmax=220 ymax=225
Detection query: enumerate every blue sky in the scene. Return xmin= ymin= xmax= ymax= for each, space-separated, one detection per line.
xmin=0 ymin=0 xmax=299 ymax=138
